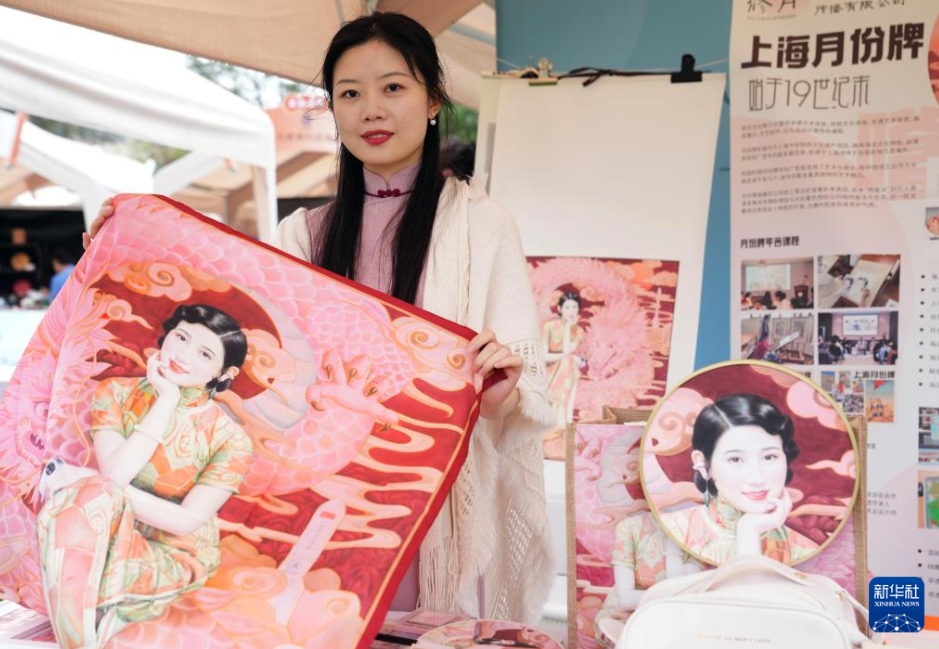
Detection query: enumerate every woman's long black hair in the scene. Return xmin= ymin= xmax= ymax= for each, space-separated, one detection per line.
xmin=318 ymin=12 xmax=455 ymax=304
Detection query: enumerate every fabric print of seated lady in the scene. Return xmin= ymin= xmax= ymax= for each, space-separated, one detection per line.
xmin=0 ymin=195 xmax=486 ymax=649
xmin=37 ymin=304 xmax=252 ymax=649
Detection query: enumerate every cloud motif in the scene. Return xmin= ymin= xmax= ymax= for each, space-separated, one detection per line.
xmin=645 ymin=387 xmax=711 ymax=456
xmin=751 ymin=363 xmax=801 ymax=389
xmin=805 ymin=450 xmax=856 ymax=479
xmin=785 ymin=380 xmax=845 ymax=431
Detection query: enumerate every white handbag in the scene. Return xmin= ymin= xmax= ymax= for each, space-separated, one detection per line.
xmin=615 ymin=553 xmax=883 ymax=649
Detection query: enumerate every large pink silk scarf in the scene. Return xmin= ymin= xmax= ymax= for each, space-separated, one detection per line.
xmin=0 ymin=194 xmax=482 ymax=649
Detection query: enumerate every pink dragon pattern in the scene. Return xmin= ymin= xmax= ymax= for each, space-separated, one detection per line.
xmin=0 ymin=194 xmax=483 ymax=649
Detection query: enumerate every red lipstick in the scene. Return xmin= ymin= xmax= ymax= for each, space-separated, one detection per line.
xmin=362 ymin=130 xmax=392 ymax=145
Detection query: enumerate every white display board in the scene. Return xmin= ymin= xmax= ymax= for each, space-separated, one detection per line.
xmin=478 ymin=74 xmax=726 ymax=390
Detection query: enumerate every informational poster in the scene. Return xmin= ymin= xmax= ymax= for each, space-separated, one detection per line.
xmin=730 ymin=0 xmax=939 ymax=629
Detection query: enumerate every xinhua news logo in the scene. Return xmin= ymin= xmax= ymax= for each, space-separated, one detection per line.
xmin=868 ymin=577 xmax=925 ymax=633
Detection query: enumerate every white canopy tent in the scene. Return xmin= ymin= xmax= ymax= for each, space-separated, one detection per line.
xmin=0 ymin=8 xmax=279 ymax=240
xmin=0 ymin=0 xmax=496 ymax=110
xmin=0 ymin=111 xmax=155 ymax=215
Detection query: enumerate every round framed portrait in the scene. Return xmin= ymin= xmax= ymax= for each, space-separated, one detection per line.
xmin=639 ymin=360 xmax=859 ymax=567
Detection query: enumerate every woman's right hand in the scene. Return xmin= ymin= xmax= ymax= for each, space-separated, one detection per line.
xmin=562 ymin=322 xmax=574 ymax=354
xmin=81 ymin=197 xmax=115 ymax=250
xmin=146 ymin=351 xmax=181 ymax=404
xmin=735 ymin=488 xmax=793 ymax=554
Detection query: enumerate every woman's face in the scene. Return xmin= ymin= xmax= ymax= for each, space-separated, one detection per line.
xmin=704 ymin=424 xmax=788 ymax=514
xmin=331 ymin=39 xmax=439 ymax=181
xmin=160 ymin=321 xmax=227 ymax=388
xmin=559 ymin=298 xmax=579 ymax=323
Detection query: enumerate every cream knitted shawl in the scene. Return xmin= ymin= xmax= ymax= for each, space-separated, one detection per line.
xmin=275 ymin=177 xmax=555 ymax=623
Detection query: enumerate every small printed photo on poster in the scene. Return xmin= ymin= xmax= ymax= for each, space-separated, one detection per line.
xmin=817 ymin=311 xmax=898 ymax=366
xmin=819 ymin=371 xmax=836 ymax=396
xmin=863 ymin=380 xmax=894 ymax=423
xmin=816 ymin=254 xmax=900 ymax=309
xmin=740 ymin=312 xmax=814 ymax=365
xmin=919 ymin=407 xmax=939 ymax=452
xmin=918 ymin=470 xmax=939 ymax=530
xmin=845 ymin=371 xmax=865 ymax=394
xmin=841 ymin=393 xmax=865 ymax=416
xmin=818 ymin=370 xmax=894 ymax=420
xmin=925 ymin=206 xmax=939 ymax=239
xmin=740 ymin=257 xmax=814 ymax=310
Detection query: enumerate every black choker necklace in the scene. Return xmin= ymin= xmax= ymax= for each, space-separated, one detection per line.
xmin=365 ymin=188 xmax=412 ymax=198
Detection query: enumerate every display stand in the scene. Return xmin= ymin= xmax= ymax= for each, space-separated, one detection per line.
xmin=565 ymin=405 xmax=870 ymax=649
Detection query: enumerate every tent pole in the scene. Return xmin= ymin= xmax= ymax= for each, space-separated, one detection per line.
xmin=252 ymin=165 xmax=278 ymax=244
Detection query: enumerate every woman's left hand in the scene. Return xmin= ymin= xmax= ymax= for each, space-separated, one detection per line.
xmin=469 ymin=329 xmax=522 ymax=420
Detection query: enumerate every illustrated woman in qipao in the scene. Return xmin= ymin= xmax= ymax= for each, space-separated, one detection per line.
xmin=543 ymin=290 xmax=586 ymax=430
xmin=36 ymin=304 xmax=252 ymax=649
xmin=659 ymin=393 xmax=816 ymax=565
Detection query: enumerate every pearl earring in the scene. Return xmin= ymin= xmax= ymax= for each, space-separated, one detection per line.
xmin=430 ymin=116 xmax=437 ymax=126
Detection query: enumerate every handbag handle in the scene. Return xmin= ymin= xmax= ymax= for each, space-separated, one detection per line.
xmin=672 ymin=554 xmax=810 ymax=596
xmin=681 ymin=554 xmax=871 ymax=617
xmin=647 ymin=555 xmax=896 ymax=648
xmin=675 ymin=555 xmax=886 ymax=647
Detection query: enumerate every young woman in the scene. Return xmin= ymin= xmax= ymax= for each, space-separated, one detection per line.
xmin=86 ymin=12 xmax=554 ymax=623
xmin=771 ymin=290 xmax=791 ymax=310
xmin=543 ymin=290 xmax=586 ymax=430
xmin=830 ymin=335 xmax=845 ymax=363
xmin=658 ymin=393 xmax=817 ymax=565
xmin=748 ymin=314 xmax=772 ymax=361
xmin=36 ymin=304 xmax=252 ymax=648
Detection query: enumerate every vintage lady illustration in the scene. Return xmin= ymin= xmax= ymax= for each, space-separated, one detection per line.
xmin=527 ymin=256 xmax=679 ymax=460
xmin=0 ymin=195 xmax=486 ymax=649
xmin=641 ymin=362 xmax=858 ymax=568
xmin=594 ymin=511 xmax=702 ymax=647
xmin=36 ymin=304 xmax=252 ymax=648
xmin=657 ymin=393 xmax=817 ymax=565
xmin=543 ymin=290 xmax=587 ymax=430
